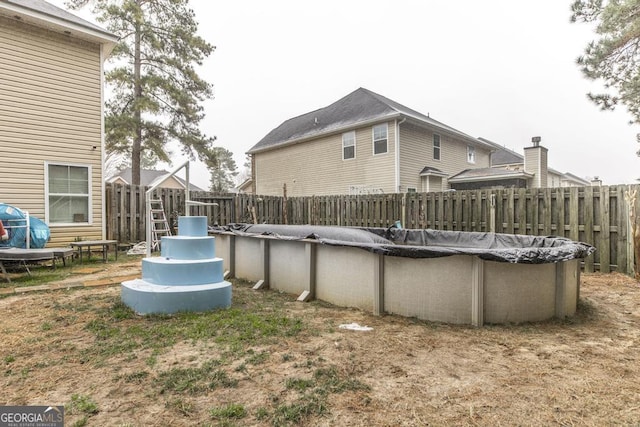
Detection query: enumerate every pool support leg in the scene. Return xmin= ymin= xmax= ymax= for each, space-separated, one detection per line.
xmin=297 ymin=242 xmax=316 ymax=302
xmin=472 ymin=258 xmax=485 ymax=327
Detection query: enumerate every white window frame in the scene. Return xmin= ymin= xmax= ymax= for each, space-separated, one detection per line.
xmin=407 ymin=187 xmax=417 ymax=193
xmin=342 ymin=131 xmax=356 ymax=160
xmin=45 ymin=161 xmax=93 ymax=227
xmin=467 ymin=145 xmax=476 ymax=164
xmin=372 ymin=123 xmax=388 ymax=155
xmin=433 ymin=134 xmax=441 ymax=161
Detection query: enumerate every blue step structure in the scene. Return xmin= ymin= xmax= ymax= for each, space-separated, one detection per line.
xmin=121 ymin=216 xmax=232 ymax=314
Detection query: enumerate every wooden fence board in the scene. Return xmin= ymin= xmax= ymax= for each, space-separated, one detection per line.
xmin=583 ymin=186 xmax=595 ymax=273
xmin=616 ymin=186 xmax=628 ymax=272
xmin=517 ymin=188 xmax=526 ymax=234
xmin=569 ymin=187 xmax=579 ymax=242
xmin=542 ymin=188 xmax=552 ymax=235
xmin=600 ymin=186 xmax=611 ymax=273
xmin=557 ymin=187 xmax=565 ymax=238
xmin=505 ymin=189 xmax=515 ymax=234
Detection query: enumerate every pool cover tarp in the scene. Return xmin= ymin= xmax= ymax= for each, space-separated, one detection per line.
xmin=215 ymin=223 xmax=595 ymax=264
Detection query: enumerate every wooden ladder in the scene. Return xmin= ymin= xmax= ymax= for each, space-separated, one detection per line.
xmin=149 ymin=199 xmax=171 ymax=252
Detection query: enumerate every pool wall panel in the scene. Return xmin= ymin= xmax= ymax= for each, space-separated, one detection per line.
xmin=315 ymin=245 xmax=376 ymax=311
xmin=384 ymin=255 xmax=473 ymax=324
xmin=269 ymin=239 xmax=308 ymax=295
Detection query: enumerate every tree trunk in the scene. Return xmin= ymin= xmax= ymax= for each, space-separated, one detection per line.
xmin=132 ymin=5 xmax=142 ymax=186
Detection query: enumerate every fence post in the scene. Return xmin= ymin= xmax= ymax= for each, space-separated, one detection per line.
xmin=401 ymin=193 xmax=407 ymax=228
xmin=489 ymin=193 xmax=496 ymax=233
xmin=625 ymin=185 xmax=639 ymax=277
xmin=629 ymin=185 xmax=640 ymax=279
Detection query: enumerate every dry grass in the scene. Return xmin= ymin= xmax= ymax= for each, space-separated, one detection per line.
xmin=0 ymin=267 xmax=639 ymax=426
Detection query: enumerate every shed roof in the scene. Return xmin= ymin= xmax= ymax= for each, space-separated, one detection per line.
xmin=419 ymin=166 xmax=448 ymax=177
xmin=448 ymin=167 xmax=533 ymax=183
xmin=248 ymin=88 xmax=489 ymax=154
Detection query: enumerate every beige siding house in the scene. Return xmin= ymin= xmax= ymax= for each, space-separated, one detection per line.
xmin=0 ymin=0 xmax=117 ymax=246
xmin=248 ymin=88 xmax=493 ymax=197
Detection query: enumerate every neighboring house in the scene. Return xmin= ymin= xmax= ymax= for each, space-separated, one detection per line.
xmin=0 ymin=0 xmax=118 ymax=246
xmin=447 ymin=137 xmax=590 ymax=190
xmin=107 ymin=168 xmax=205 ymax=191
xmin=561 ymin=172 xmax=591 ymax=188
xmin=247 ymin=87 xmax=495 ymax=197
xmin=235 ymin=177 xmax=253 ymax=194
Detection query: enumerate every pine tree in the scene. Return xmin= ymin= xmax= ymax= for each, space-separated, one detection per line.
xmin=67 ymin=0 xmax=216 ymax=184
xmin=571 ymin=0 xmax=640 ymax=153
xmin=208 ymin=148 xmax=238 ymax=193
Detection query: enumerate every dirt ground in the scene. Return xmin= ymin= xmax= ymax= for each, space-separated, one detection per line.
xmin=1 ymin=263 xmax=639 ymax=426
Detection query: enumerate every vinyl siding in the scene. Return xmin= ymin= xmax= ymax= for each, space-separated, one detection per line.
xmin=524 ymin=148 xmax=540 ymax=175
xmin=255 ymin=121 xmax=396 ymax=196
xmin=398 ymin=122 xmax=490 ymax=191
xmin=0 ymin=16 xmax=103 ymax=246
xmin=524 ymin=147 xmax=549 ymax=187
xmin=540 ymin=152 xmax=548 ymax=187
xmin=549 ymin=171 xmax=562 ymax=188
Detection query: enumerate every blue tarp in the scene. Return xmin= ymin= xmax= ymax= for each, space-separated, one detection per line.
xmin=0 ymin=203 xmax=50 ymax=249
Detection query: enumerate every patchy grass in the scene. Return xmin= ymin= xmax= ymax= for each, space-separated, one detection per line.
xmin=66 ymin=394 xmax=99 ymax=427
xmin=0 ymin=273 xmax=639 ymax=425
xmin=209 ymin=403 xmax=247 ymax=421
xmin=157 ymin=359 xmax=237 ymax=394
xmin=76 ymin=291 xmax=304 ymax=365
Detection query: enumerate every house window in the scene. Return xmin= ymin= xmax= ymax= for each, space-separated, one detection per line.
xmin=342 ymin=131 xmax=355 ymax=160
xmin=373 ymin=124 xmax=388 ymax=155
xmin=407 ymin=187 xmax=417 ymax=193
xmin=467 ymin=145 xmax=476 ymax=164
xmin=433 ymin=134 xmax=441 ymax=160
xmin=46 ymin=163 xmax=91 ymax=224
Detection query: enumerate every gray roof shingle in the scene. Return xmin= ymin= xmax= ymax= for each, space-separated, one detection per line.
xmin=477 ymin=137 xmax=524 ymax=166
xmin=448 ymin=167 xmax=533 ymax=182
xmin=248 ymin=87 xmax=486 ymax=153
xmin=419 ymin=166 xmax=447 ymax=176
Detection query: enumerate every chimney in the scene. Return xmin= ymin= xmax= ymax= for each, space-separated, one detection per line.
xmin=591 ymin=176 xmax=602 ymax=186
xmin=524 ymin=136 xmax=548 ymax=188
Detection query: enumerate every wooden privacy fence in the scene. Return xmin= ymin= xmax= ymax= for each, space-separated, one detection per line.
xmin=105 ymin=183 xmax=640 ymax=275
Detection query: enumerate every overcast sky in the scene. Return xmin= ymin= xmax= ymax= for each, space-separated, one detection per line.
xmin=56 ymin=0 xmax=640 ymax=189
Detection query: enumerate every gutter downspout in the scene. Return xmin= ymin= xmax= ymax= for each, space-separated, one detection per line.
xmin=395 ymin=118 xmax=406 ymax=193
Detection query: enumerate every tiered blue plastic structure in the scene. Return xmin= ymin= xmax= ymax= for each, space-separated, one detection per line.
xmin=121 ymin=216 xmax=232 ymax=314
